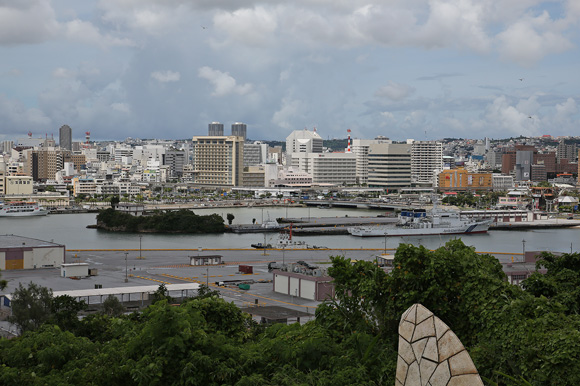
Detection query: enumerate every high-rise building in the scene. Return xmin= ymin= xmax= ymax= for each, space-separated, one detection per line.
xmin=557 ymin=139 xmax=577 ymax=163
xmin=208 ymin=122 xmax=224 ymax=136
xmin=290 ymin=152 xmax=356 ymax=186
xmin=367 ymin=143 xmax=412 ymax=190
xmin=411 ymin=141 xmax=443 ymax=187
xmin=352 ymin=137 xmax=392 ymax=185
xmin=59 ymin=125 xmax=72 ymax=150
xmin=191 ymin=135 xmax=244 ymax=187
xmin=162 ymin=149 xmax=186 ymax=178
xmin=231 ymin=122 xmax=247 ymax=140
xmin=286 ymin=129 xmax=323 ymax=155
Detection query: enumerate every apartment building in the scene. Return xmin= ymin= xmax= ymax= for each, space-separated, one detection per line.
xmin=411 ymin=141 xmax=443 ymax=187
xmin=191 ymin=136 xmax=244 ymax=187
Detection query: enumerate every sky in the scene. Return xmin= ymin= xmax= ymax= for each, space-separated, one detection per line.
xmin=0 ymin=0 xmax=579 ymax=143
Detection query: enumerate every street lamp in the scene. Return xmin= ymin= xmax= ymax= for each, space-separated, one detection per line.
xmin=522 ymin=239 xmax=526 ymax=261
xmin=124 ymin=252 xmax=128 ymax=283
xmin=138 ymin=235 xmax=143 ymax=259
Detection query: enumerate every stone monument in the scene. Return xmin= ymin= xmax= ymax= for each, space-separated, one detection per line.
xmin=396 ymin=304 xmax=484 ymax=385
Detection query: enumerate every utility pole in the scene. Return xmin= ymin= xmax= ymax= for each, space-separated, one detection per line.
xmin=522 ymin=239 xmax=526 ymax=262
xmin=138 ymin=235 xmax=143 ymax=259
xmin=124 ymin=252 xmax=128 ymax=283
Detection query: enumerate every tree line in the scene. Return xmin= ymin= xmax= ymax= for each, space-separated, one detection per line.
xmin=2 ymin=240 xmax=580 ymax=385
xmin=96 ymin=208 xmax=226 ymax=233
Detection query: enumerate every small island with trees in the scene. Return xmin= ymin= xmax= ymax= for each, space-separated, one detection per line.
xmin=95 ymin=208 xmax=226 ymax=233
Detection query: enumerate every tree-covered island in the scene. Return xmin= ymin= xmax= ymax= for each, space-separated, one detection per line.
xmin=95 ymin=208 xmax=226 ymax=233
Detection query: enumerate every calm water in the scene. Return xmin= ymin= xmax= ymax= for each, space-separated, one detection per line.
xmin=1 ymin=207 xmax=578 ymax=254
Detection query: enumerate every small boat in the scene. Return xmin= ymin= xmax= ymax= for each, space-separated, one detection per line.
xmin=348 ymin=200 xmax=491 ymax=237
xmin=0 ymin=201 xmax=49 ymax=217
xmin=251 ymin=243 xmax=272 ymax=249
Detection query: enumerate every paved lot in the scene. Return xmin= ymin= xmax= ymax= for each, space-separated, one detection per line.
xmin=1 ymin=248 xmax=383 ymax=323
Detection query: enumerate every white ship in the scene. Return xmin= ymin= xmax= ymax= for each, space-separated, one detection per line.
xmin=0 ymin=201 xmax=49 ymax=217
xmin=348 ymin=202 xmax=492 ymax=237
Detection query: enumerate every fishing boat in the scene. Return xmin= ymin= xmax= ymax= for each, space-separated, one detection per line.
xmin=0 ymin=201 xmax=49 ymax=217
xmin=348 ymin=201 xmax=491 ymax=237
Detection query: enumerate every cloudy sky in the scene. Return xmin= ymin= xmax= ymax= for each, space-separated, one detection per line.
xmin=1 ymin=0 xmax=579 ymax=142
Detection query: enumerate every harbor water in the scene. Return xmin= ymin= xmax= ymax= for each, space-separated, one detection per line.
xmin=1 ymin=206 xmax=578 ymax=254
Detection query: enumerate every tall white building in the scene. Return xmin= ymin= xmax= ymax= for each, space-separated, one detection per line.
xmin=411 ymin=141 xmax=443 ymax=187
xmin=290 ymin=152 xmax=356 ymax=186
xmin=286 ymin=129 xmax=323 ymax=155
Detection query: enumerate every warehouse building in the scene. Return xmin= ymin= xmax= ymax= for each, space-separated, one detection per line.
xmin=0 ymin=235 xmax=65 ymax=270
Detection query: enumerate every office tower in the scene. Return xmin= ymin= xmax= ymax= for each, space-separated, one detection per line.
xmin=231 ymin=122 xmax=247 ymax=140
xmin=59 ymin=125 xmax=72 ymax=150
xmin=208 ymin=122 xmax=224 ymax=136
xmin=368 ymin=143 xmax=412 ymax=189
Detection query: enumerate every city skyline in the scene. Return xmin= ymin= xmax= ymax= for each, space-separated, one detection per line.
xmin=0 ymin=1 xmax=579 ymax=142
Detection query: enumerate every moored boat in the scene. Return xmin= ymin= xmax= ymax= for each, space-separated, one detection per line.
xmin=0 ymin=201 xmax=49 ymax=217
xmin=348 ymin=201 xmax=491 ymax=237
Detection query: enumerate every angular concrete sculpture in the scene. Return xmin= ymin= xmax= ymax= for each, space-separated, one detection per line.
xmin=396 ymin=304 xmax=484 ymax=386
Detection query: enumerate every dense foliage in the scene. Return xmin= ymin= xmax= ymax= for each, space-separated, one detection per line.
xmin=96 ymin=208 xmax=225 ymax=233
xmin=2 ymin=241 xmax=580 ymax=385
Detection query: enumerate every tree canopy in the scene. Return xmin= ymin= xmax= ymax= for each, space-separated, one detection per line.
xmin=2 ymin=242 xmax=580 ymax=385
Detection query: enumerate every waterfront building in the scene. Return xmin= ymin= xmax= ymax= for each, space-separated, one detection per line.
xmin=4 ymin=175 xmax=34 ymax=196
xmin=191 ymin=135 xmax=244 ymax=187
xmin=351 ymin=137 xmax=392 ymax=185
xmin=242 ymin=165 xmax=266 ymax=187
xmin=290 ymin=152 xmax=355 ymax=186
xmin=411 ymin=141 xmax=443 ymax=187
xmin=367 ymin=143 xmax=412 ymax=190
xmin=0 ymin=235 xmax=65 ymax=270
xmin=438 ymin=169 xmax=492 ymax=192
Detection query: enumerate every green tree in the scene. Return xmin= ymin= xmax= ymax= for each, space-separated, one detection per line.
xmin=110 ymin=195 xmax=120 ymax=209
xmin=8 ymin=282 xmax=53 ymax=333
xmin=152 ymin=284 xmax=173 ymax=304
xmin=227 ymin=213 xmax=235 ymax=225
xmin=50 ymin=295 xmax=87 ymax=331
xmin=102 ymin=295 xmax=124 ymax=316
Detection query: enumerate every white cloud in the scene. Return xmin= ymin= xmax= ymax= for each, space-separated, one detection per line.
xmin=52 ymin=67 xmax=75 ymax=79
xmin=111 ymin=102 xmax=130 ymax=113
xmin=272 ymin=98 xmax=303 ymax=129
xmin=63 ymin=19 xmax=134 ymax=48
xmin=375 ymin=81 xmax=415 ymax=101
xmin=484 ymin=95 xmax=540 ymax=136
xmin=497 ymin=11 xmax=574 ymax=65
xmin=151 ymin=70 xmax=181 ymax=83
xmin=213 ymin=6 xmax=278 ymax=47
xmin=0 ymin=0 xmax=59 ymax=45
xmin=198 ymin=66 xmax=252 ymax=97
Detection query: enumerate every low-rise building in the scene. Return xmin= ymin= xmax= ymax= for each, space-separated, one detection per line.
xmin=0 ymin=235 xmax=65 ymax=270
